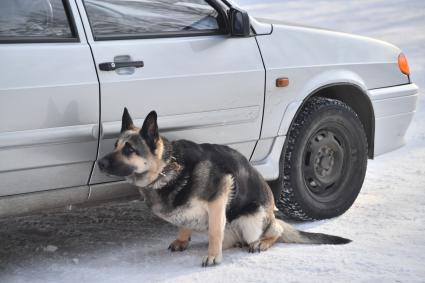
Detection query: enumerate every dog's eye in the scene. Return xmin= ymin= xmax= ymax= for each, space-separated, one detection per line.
xmin=114 ymin=141 xmax=118 ymax=148
xmin=123 ymin=142 xmax=136 ymax=156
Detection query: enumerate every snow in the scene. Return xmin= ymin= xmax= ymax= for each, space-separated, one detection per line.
xmin=1 ymin=1 xmax=424 ymax=282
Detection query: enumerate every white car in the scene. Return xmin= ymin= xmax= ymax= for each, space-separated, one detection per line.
xmin=0 ymin=0 xmax=419 ymax=220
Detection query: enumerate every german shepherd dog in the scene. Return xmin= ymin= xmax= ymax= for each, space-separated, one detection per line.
xmin=98 ymin=109 xmax=350 ymax=267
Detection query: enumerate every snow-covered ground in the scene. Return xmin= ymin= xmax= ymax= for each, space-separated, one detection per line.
xmin=1 ymin=1 xmax=424 ymax=282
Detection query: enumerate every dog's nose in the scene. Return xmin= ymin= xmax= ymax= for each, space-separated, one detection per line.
xmin=97 ymin=158 xmax=109 ymax=171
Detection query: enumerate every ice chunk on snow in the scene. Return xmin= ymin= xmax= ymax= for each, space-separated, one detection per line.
xmin=43 ymin=245 xmax=58 ymax=252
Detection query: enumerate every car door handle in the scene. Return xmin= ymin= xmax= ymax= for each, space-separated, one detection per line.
xmin=99 ymin=61 xmax=144 ymax=71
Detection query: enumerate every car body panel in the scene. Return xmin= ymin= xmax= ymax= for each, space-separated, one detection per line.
xmin=255 ymin=22 xmax=408 ymax=141
xmin=251 ymin=135 xmax=285 ymax=180
xmin=0 ymin=0 xmax=99 ymax=197
xmin=370 ymin=83 xmax=419 ymax=155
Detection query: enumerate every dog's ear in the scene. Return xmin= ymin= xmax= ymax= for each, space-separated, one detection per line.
xmin=121 ymin=107 xmax=135 ymax=133
xmin=140 ymin=110 xmax=159 ymax=152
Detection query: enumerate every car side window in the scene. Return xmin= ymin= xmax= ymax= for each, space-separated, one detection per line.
xmin=83 ymin=0 xmax=225 ymax=40
xmin=0 ymin=0 xmax=76 ymax=42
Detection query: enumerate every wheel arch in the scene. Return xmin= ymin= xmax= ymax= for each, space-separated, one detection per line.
xmin=282 ymin=83 xmax=375 ymax=159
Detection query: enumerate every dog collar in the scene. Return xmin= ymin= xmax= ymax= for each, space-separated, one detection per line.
xmin=147 ymin=157 xmax=182 ymax=190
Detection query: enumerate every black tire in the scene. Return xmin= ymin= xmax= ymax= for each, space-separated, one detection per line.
xmin=270 ymin=97 xmax=368 ymax=220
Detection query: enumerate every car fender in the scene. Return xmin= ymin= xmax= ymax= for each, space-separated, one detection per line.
xmin=277 ymin=69 xmax=369 ymax=136
xmin=252 ymin=69 xmax=372 ymax=180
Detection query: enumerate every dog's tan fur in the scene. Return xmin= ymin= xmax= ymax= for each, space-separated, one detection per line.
xmin=202 ymin=174 xmax=233 ymax=266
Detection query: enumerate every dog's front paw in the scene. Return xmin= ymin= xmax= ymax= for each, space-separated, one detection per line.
xmin=168 ymin=239 xmax=190 ymax=252
xmin=201 ymin=254 xmax=222 ymax=267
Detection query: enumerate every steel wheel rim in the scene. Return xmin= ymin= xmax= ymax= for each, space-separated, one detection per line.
xmin=302 ymin=128 xmax=347 ymax=200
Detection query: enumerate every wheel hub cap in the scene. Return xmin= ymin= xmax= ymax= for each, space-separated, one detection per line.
xmin=303 ymin=130 xmax=345 ymax=196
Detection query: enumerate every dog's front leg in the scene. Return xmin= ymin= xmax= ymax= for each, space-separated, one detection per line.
xmin=202 ymin=195 xmax=226 ymax=267
xmin=168 ymin=226 xmax=191 ymax=252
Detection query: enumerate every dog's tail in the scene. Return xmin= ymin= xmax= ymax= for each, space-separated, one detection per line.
xmin=276 ymin=219 xmax=351 ymax=245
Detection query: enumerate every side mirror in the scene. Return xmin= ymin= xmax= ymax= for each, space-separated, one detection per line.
xmin=229 ymin=7 xmax=250 ymax=37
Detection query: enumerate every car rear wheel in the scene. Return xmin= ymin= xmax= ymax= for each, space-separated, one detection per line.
xmin=270 ymin=97 xmax=368 ymax=220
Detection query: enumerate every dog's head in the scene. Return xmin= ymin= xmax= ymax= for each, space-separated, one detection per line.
xmin=97 ymin=108 xmax=165 ymax=186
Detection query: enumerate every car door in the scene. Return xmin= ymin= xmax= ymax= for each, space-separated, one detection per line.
xmin=76 ymin=0 xmax=265 ymax=184
xmin=0 ymin=0 xmax=99 ymax=196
